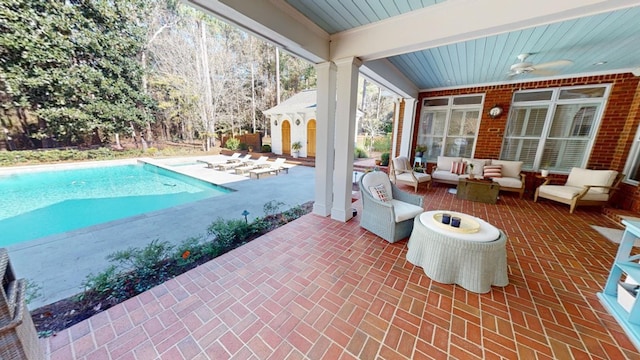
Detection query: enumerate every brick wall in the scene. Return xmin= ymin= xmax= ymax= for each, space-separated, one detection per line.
xmin=394 ymin=99 xmax=405 ymax=158
xmin=407 ymin=73 xmax=640 ymax=211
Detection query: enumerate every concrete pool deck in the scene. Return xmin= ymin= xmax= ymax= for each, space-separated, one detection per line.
xmin=6 ymin=156 xmax=318 ymax=309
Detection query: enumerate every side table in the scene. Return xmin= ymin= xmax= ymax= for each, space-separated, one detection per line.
xmin=406 ymin=211 xmax=508 ymax=293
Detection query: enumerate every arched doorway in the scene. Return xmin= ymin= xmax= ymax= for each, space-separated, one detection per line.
xmin=307 ymin=119 xmax=316 ymax=157
xmin=282 ymin=120 xmax=291 ymax=155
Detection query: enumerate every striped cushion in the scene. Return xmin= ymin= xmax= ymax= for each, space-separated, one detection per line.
xmin=450 ymin=161 xmax=466 ymax=175
xmin=369 ymin=184 xmax=390 ymax=202
xmin=484 ymin=165 xmax=502 ymax=178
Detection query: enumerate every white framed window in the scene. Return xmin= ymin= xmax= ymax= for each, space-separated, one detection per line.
xmin=500 ymin=85 xmax=610 ymax=172
xmin=623 ymin=126 xmax=640 ymax=185
xmin=416 ymin=94 xmax=483 ymax=162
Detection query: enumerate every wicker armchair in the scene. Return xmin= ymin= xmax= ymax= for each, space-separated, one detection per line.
xmin=359 ymin=170 xmax=424 ymax=243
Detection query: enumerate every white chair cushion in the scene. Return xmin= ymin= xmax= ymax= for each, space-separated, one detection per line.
xmin=396 ymin=172 xmax=431 ymax=183
xmin=490 ymin=160 xmax=522 ymax=179
xmin=492 ymin=176 xmax=522 ymax=189
xmin=538 ymin=185 xmax=609 ymax=201
xmin=390 ymin=199 xmax=424 ymax=222
xmin=436 ymin=156 xmax=462 ymax=172
xmin=392 ymin=156 xmax=410 ymax=174
xmin=432 ymin=170 xmax=460 ymax=182
xmin=361 ymin=171 xmax=392 ymax=198
xmin=565 ymin=167 xmax=618 ymax=194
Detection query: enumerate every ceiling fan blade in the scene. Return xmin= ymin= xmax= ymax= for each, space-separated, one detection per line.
xmin=533 ymin=60 xmax=573 ymax=70
xmin=529 ymin=69 xmax=558 ymax=76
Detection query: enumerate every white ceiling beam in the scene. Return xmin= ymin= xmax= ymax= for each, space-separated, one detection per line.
xmin=330 ymin=0 xmax=640 ymax=61
xmin=360 ymin=59 xmax=419 ymax=99
xmin=183 ymin=0 xmax=330 ymax=63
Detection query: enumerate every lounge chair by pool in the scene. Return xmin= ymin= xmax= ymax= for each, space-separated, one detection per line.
xmin=249 ymin=158 xmax=289 ymax=179
xmin=215 ymin=154 xmax=252 ymax=171
xmin=235 ymin=156 xmax=269 ymax=175
xmin=198 ymin=153 xmax=241 ymax=168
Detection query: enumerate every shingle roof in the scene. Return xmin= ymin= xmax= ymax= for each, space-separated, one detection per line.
xmin=262 ymin=89 xmax=317 ymax=115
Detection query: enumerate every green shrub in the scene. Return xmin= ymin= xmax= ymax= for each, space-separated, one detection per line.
xmin=261 ymin=144 xmax=271 ymax=152
xmin=207 ymin=218 xmax=254 ymax=248
xmin=25 ymin=279 xmax=43 ymax=305
xmin=225 ymin=138 xmax=240 ymax=150
xmin=380 ymin=152 xmax=390 ymax=166
xmin=372 ymin=134 xmax=392 ymax=152
xmin=263 ymin=200 xmax=285 ymax=217
xmin=354 ymin=146 xmax=368 ymax=159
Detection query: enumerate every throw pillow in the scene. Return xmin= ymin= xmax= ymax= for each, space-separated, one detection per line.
xmin=450 ymin=161 xmax=466 ymax=175
xmin=484 ymin=165 xmax=502 ymax=178
xmin=369 ymin=184 xmax=390 ymax=202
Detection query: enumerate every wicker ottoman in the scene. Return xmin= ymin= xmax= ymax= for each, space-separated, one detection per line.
xmin=406 ymin=211 xmax=508 ymax=293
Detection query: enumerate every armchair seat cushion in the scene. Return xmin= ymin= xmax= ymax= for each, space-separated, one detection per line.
xmin=396 ymin=172 xmax=431 ymax=183
xmin=538 ymin=185 xmax=610 ymax=202
xmin=390 ymin=199 xmax=424 ymax=222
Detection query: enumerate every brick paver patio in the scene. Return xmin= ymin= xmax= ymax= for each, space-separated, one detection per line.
xmin=40 ymin=183 xmax=639 ymax=359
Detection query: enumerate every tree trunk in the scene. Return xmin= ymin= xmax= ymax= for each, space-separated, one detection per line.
xmin=114 ymin=133 xmax=123 ymax=149
xmin=250 ymin=38 xmax=256 ymax=133
xmin=199 ymin=20 xmax=214 ymax=151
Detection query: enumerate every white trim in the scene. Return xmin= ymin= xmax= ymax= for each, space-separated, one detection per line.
xmin=419 ymin=69 xmax=637 ymax=92
xmin=329 ymin=0 xmax=640 ymax=61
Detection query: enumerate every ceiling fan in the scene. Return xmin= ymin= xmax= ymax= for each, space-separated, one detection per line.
xmin=508 ymin=53 xmax=573 ymax=77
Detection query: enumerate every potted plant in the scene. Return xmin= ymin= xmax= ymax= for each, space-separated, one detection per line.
xmin=540 ymin=162 xmax=550 ymax=177
xmin=415 ymin=145 xmax=427 ymax=158
xmin=291 ymin=141 xmax=303 ymax=158
xmin=466 ymin=162 xmax=475 ymax=179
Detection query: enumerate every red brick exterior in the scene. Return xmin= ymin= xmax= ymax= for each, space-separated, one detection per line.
xmin=393 ymin=99 xmax=405 ymax=158
xmin=407 ymin=73 xmax=640 ymax=211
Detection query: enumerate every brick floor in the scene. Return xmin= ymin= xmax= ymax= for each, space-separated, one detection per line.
xmin=41 ymin=184 xmax=640 ymax=359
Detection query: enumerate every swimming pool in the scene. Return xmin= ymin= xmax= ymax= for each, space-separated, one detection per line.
xmin=0 ymin=163 xmax=231 ymax=246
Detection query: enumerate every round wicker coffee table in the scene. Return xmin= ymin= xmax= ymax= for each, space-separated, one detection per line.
xmin=406 ymin=210 xmax=508 ymax=293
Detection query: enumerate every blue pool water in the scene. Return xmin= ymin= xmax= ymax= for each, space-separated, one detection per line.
xmin=0 ymin=163 xmax=231 ymax=246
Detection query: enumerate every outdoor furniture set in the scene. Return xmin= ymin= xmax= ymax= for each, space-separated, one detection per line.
xmin=359 ymin=163 xmax=624 ymax=293
xmin=430 ymin=156 xmax=526 ymax=198
xmin=359 ymin=170 xmax=508 ymax=293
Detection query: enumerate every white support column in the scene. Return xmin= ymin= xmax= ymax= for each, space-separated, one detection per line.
xmin=331 ymin=57 xmax=361 ymax=222
xmin=313 ymin=62 xmax=337 ymax=217
xmin=399 ymin=98 xmax=417 ymax=157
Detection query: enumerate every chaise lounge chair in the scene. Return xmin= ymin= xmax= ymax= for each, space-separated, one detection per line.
xmin=215 ymin=154 xmax=252 ymax=171
xmin=249 ymin=158 xmax=289 ymax=179
xmin=198 ymin=153 xmax=241 ymax=168
xmin=235 ymin=156 xmax=269 ymax=175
